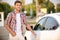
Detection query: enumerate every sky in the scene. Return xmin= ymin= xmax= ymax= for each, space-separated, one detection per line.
xmin=2 ymin=0 xmax=16 ymax=6
xmin=1 ymin=0 xmax=60 ymax=6
xmin=50 ymin=0 xmax=60 ymax=7
xmin=2 ymin=0 xmax=33 ymax=6
xmin=50 ymin=0 xmax=60 ymax=5
xmin=24 ymin=0 xmax=33 ymax=5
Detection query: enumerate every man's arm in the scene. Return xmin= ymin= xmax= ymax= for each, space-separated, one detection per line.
xmin=5 ymin=13 xmax=16 ymax=36
xmin=23 ymin=13 xmax=36 ymax=37
xmin=26 ymin=24 xmax=36 ymax=37
xmin=5 ymin=25 xmax=16 ymax=36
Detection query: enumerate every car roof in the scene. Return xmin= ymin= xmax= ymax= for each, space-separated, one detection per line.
xmin=40 ymin=13 xmax=60 ymax=25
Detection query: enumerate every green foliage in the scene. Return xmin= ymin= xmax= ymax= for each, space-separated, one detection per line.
xmin=31 ymin=4 xmax=36 ymax=17
xmin=38 ymin=0 xmax=55 ymax=14
xmin=0 ymin=2 xmax=13 ymax=19
xmin=25 ymin=4 xmax=36 ymax=17
xmin=25 ymin=5 xmax=30 ymax=16
xmin=56 ymin=4 xmax=60 ymax=12
xmin=38 ymin=0 xmax=46 ymax=4
xmin=47 ymin=1 xmax=55 ymax=13
xmin=0 ymin=8 xmax=3 ymax=12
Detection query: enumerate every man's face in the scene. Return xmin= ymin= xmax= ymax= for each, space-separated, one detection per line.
xmin=14 ymin=3 xmax=22 ymax=11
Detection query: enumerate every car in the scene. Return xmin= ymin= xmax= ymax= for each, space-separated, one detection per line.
xmin=24 ymin=13 xmax=60 ymax=40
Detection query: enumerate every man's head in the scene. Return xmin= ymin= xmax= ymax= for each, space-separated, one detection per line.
xmin=14 ymin=1 xmax=22 ymax=11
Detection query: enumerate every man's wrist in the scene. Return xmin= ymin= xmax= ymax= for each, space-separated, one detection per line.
xmin=11 ymin=31 xmax=16 ymax=36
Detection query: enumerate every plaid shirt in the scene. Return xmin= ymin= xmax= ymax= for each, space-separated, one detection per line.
xmin=5 ymin=11 xmax=28 ymax=32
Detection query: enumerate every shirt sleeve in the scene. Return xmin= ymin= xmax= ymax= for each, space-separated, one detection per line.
xmin=5 ymin=13 xmax=12 ymax=26
xmin=22 ymin=13 xmax=29 ymax=26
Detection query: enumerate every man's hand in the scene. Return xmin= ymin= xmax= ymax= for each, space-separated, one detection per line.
xmin=33 ymin=32 xmax=37 ymax=38
xmin=5 ymin=25 xmax=16 ymax=37
xmin=11 ymin=31 xmax=16 ymax=37
xmin=26 ymin=24 xmax=37 ymax=38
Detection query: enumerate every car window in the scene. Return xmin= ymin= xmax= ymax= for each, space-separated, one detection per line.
xmin=34 ymin=17 xmax=48 ymax=30
xmin=45 ymin=17 xmax=59 ymax=30
xmin=34 ymin=17 xmax=59 ymax=30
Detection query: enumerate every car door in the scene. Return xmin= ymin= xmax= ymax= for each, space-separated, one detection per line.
xmin=34 ymin=17 xmax=59 ymax=40
xmin=33 ymin=17 xmax=48 ymax=40
xmin=24 ymin=17 xmax=48 ymax=40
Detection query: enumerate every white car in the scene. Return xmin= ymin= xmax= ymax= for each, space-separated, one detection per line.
xmin=24 ymin=13 xmax=60 ymax=40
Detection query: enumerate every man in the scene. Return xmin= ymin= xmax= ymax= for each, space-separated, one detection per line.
xmin=5 ymin=1 xmax=36 ymax=40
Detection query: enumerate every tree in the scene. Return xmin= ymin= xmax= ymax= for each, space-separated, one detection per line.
xmin=37 ymin=0 xmax=55 ymax=13
xmin=56 ymin=4 xmax=60 ymax=12
xmin=47 ymin=0 xmax=55 ymax=13
xmin=38 ymin=0 xmax=46 ymax=4
xmin=25 ymin=4 xmax=36 ymax=17
xmin=0 ymin=2 xmax=13 ymax=19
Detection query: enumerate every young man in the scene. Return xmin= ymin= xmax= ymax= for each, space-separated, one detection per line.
xmin=5 ymin=1 xmax=36 ymax=40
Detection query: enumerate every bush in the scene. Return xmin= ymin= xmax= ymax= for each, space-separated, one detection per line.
xmin=0 ymin=2 xmax=13 ymax=20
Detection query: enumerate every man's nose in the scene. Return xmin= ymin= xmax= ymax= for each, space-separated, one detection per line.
xmin=18 ymin=6 xmax=20 ymax=7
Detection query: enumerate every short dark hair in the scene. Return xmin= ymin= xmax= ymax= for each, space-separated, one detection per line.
xmin=14 ymin=1 xmax=22 ymax=5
